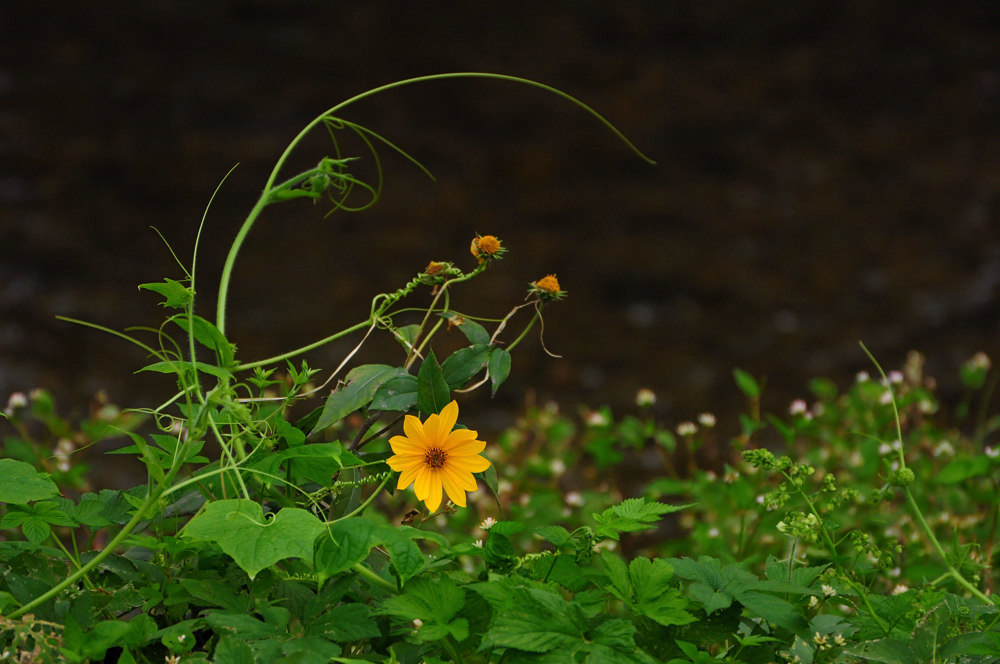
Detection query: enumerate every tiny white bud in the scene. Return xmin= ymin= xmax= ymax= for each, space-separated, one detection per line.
xmin=549 ymin=458 xmax=566 ymax=475
xmin=472 ymin=540 xmax=484 ymax=549
xmin=987 ymin=446 xmax=1000 ymax=458
xmin=635 ymin=388 xmax=656 ymax=407
xmin=707 ymin=527 xmax=720 ymax=538
xmin=697 ymin=412 xmax=716 ymax=428
xmin=888 ymin=371 xmax=904 ymax=384
xmin=789 ymin=399 xmax=808 ymax=415
xmin=892 ymin=584 xmax=909 ymax=595
xmin=676 ymin=422 xmax=697 ymax=436
xmin=880 ymin=391 xmax=893 ymax=405
xmin=413 ymin=618 xmax=424 ymax=628
xmin=564 ymin=491 xmax=585 ymax=507
xmin=856 ymin=371 xmax=870 ymax=383
xmin=480 ymin=517 xmax=497 ymax=531
xmin=821 ymin=584 xmax=837 ymax=598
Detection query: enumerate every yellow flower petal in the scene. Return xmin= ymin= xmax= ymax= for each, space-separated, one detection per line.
xmin=424 ymin=471 xmax=443 ymax=512
xmin=414 ymin=466 xmax=432 ymax=500
xmin=442 ymin=428 xmax=477 ymax=448
xmin=422 ymin=412 xmax=441 ymax=443
xmin=440 ymin=469 xmax=467 ymax=507
xmin=438 ymin=401 xmax=459 ymax=435
xmin=446 ymin=437 xmax=486 ymax=457
xmin=388 ymin=436 xmax=424 ymax=456
xmin=450 ymin=454 xmax=491 ymax=473
xmin=403 ymin=415 xmax=426 ymax=444
xmin=397 ymin=463 xmax=422 ymax=490
xmin=444 ymin=465 xmax=479 ymax=492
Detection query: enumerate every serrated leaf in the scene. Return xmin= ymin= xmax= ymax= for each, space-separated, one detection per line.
xmin=0 ymin=459 xmax=59 ymax=504
xmin=213 ymin=637 xmax=255 ymax=664
xmin=479 ymin=588 xmax=587 ymax=653
xmin=417 ymin=349 xmax=451 ymax=415
xmin=382 ymin=530 xmax=425 ymax=584
xmin=534 ymin=525 xmax=573 ymax=548
xmin=441 ymin=345 xmax=491 ymax=389
xmin=488 ymin=349 xmax=511 ymax=396
xmin=183 ymin=501 xmax=324 ymax=579
xmin=376 ymin=576 xmax=465 ymax=625
xmin=312 ymin=365 xmax=404 ymax=434
xmin=139 ymin=278 xmax=192 ymax=309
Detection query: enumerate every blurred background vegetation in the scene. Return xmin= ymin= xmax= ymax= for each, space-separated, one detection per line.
xmin=2 ymin=2 xmax=1000 ymax=486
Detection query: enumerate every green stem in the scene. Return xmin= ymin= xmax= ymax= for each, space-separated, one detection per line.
xmin=441 ymin=636 xmax=467 ymax=664
xmin=236 ymin=319 xmax=374 ymax=371
xmin=9 ymin=487 xmax=165 ymax=619
xmin=334 ymin=475 xmax=391 ymax=522
xmin=904 ymin=487 xmax=992 ymax=604
xmin=505 ymin=312 xmax=539 ymax=352
xmin=350 ymin=562 xmax=398 ymax=594
xmin=217 ymin=72 xmax=652 ymax=338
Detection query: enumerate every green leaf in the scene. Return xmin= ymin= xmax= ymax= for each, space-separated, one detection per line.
xmin=136 ymin=360 xmax=232 ymax=380
xmin=417 ymin=349 xmax=451 ymax=415
xmin=382 ymin=530 xmax=425 ymax=584
xmin=314 ymin=518 xmax=382 ymax=585
xmin=213 ymin=636 xmax=256 ymax=664
xmin=488 ymin=349 xmax=512 ymax=396
xmin=440 ymin=311 xmax=491 ymax=345
xmin=183 ymin=501 xmax=324 ymax=579
xmin=306 ymin=604 xmax=380 ymax=642
xmin=370 ymin=375 xmax=418 ymax=412
xmin=534 ymin=526 xmax=573 ymax=548
xmin=139 ymin=278 xmax=192 ymax=309
xmin=376 ymin=576 xmax=466 ymax=643
xmin=602 ymin=551 xmax=632 ymax=601
xmin=172 ymin=314 xmax=236 ymax=366
xmin=593 ymin=499 xmax=694 ymax=539
xmin=733 ymin=368 xmax=761 ymax=398
xmin=393 ymin=324 xmax=422 ymax=352
xmin=935 ymin=456 xmax=991 ymax=484
xmin=480 ymin=588 xmax=587 ymax=653
xmin=312 ymin=365 xmax=405 ymax=434
xmin=0 ymin=459 xmax=59 ymax=504
xmin=2 ymin=502 xmax=74 ymax=544
xmin=441 ymin=345 xmax=491 ymax=389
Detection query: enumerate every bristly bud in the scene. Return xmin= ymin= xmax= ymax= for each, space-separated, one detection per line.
xmin=529 ymin=274 xmax=567 ymax=301
xmin=890 ymin=467 xmax=915 ymax=486
xmin=470 ymin=234 xmax=507 ymax=263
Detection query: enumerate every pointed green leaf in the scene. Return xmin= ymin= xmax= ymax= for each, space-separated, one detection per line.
xmin=441 ymin=345 xmax=491 ymax=389
xmin=417 ymin=349 xmax=450 ymax=415
xmin=440 ymin=311 xmax=490 ymax=345
xmin=312 ymin=365 xmax=404 ymax=434
xmin=488 ymin=349 xmax=511 ymax=396
xmin=139 ymin=278 xmax=192 ymax=309
xmin=733 ymin=368 xmax=761 ymax=398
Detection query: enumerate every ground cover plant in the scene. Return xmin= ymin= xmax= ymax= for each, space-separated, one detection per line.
xmin=2 ymin=73 xmax=1000 ymax=664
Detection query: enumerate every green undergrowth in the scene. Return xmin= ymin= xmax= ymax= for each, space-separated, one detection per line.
xmin=3 ymin=74 xmax=1000 ymax=664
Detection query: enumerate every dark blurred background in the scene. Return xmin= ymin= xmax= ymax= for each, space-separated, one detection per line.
xmin=3 ymin=2 xmax=1000 ymax=454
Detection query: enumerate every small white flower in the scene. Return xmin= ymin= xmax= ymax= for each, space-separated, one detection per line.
xmin=879 ymin=443 xmax=892 ymax=455
xmin=704 ymin=470 xmax=717 ymax=481
xmin=888 ymin=567 xmax=901 ymax=577
xmin=413 ymin=618 xmax=424 ymax=629
xmin=3 ymin=392 xmax=27 ymax=416
xmin=892 ymin=584 xmax=909 ymax=595
xmin=584 ymin=411 xmax=609 ymax=426
xmin=707 ymin=527 xmax=720 ymax=538
xmin=723 ymin=470 xmax=740 ymax=484
xmin=177 ymin=634 xmax=186 ymax=643
xmin=833 ymin=634 xmax=846 ymax=646
xmin=808 ymin=595 xmax=819 ymax=608
xmin=789 ymin=399 xmax=808 ymax=415
xmin=971 ymin=352 xmax=992 ymax=370
xmin=821 ymin=584 xmax=837 ymax=598
xmin=166 ymin=656 xmax=181 ymax=664
xmin=933 ymin=441 xmax=955 ymax=457
xmin=57 ymin=460 xmax=71 ymax=473
xmin=676 ymin=422 xmax=697 ymax=436
xmin=755 ymin=495 xmax=765 ymax=504
xmin=987 ymin=446 xmax=1000 ymax=458
xmin=880 ymin=391 xmax=893 ymax=405
xmin=480 ymin=517 xmax=497 ymax=531
xmin=549 ymin=458 xmax=566 ymax=475
xmin=635 ymin=388 xmax=656 ymax=407
xmin=564 ymin=491 xmax=585 ymax=507
xmin=518 ymin=495 xmax=530 ymax=507
xmin=856 ymin=371 xmax=870 ymax=383
xmin=887 ymin=371 xmax=904 ymax=384
xmin=698 ymin=412 xmax=716 ymax=428
xmin=472 ymin=540 xmax=484 ymax=549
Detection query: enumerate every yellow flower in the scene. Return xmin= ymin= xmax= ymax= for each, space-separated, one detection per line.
xmin=387 ymin=400 xmax=490 ymax=512
xmin=470 ymin=235 xmax=504 ymax=263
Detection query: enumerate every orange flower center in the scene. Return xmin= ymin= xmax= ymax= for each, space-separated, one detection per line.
xmin=476 ymin=235 xmax=501 ymax=255
xmin=424 ymin=447 xmax=448 ymax=469
xmin=536 ymin=274 xmax=561 ymax=293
